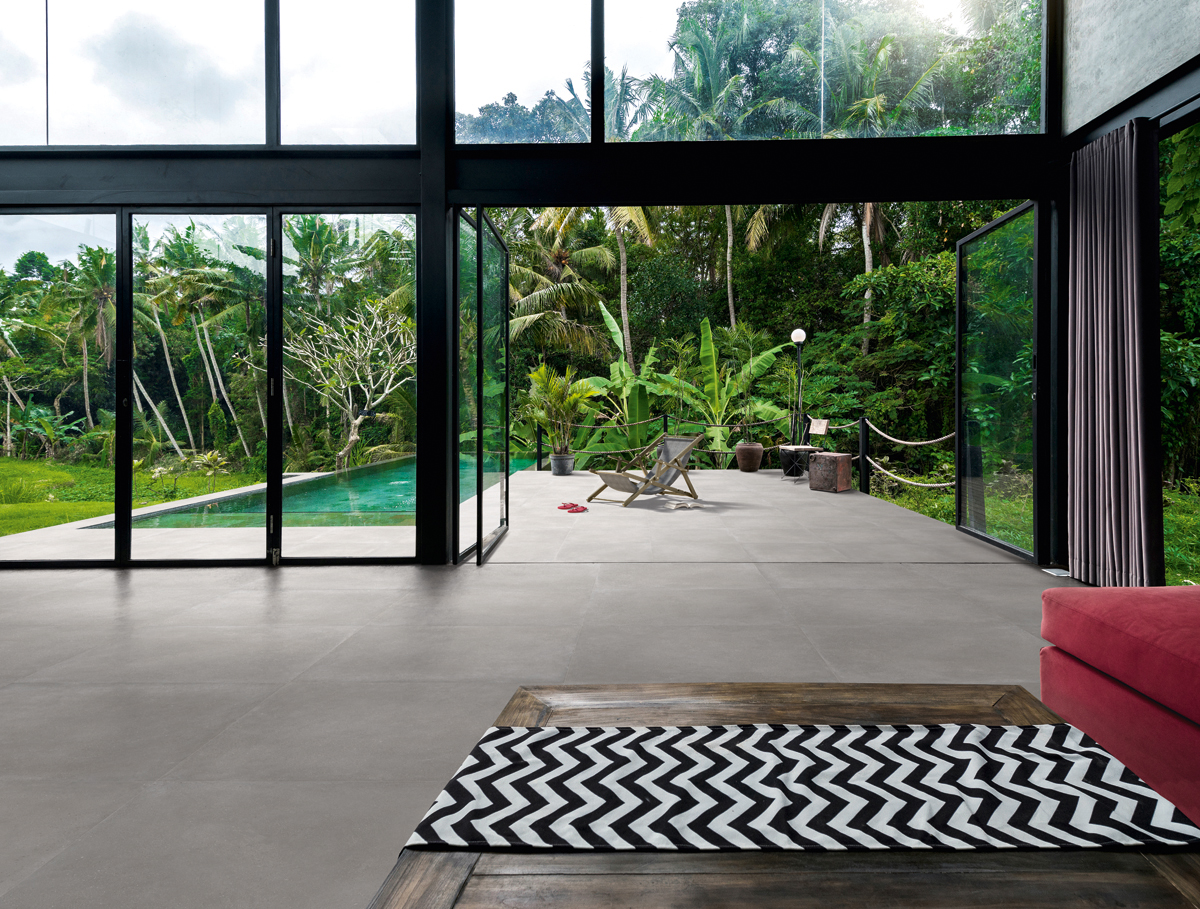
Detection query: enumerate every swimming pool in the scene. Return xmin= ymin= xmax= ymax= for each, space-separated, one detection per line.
xmin=130 ymin=455 xmax=533 ymax=528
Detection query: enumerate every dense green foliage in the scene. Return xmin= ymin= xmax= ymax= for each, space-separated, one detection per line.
xmin=457 ymin=0 xmax=1043 ymax=143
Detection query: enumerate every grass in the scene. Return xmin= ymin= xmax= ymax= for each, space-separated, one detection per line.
xmin=1163 ymin=484 xmax=1200 ymax=586
xmin=0 ymin=456 xmax=267 ymax=538
xmin=0 ymin=502 xmax=115 ymax=536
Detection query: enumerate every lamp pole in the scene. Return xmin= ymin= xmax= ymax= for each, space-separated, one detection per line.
xmin=790 ymin=328 xmax=806 ymax=445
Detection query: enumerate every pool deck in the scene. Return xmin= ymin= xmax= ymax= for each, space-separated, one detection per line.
xmin=0 ymin=467 xmax=1086 ymax=909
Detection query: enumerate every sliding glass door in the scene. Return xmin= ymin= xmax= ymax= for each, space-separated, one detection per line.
xmin=956 ymin=202 xmax=1037 ymax=555
xmin=457 ymin=208 xmax=509 ymax=564
xmin=280 ymin=213 xmax=418 ymax=560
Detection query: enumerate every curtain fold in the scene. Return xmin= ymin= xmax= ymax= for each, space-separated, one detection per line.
xmin=1068 ymin=119 xmax=1164 ymax=587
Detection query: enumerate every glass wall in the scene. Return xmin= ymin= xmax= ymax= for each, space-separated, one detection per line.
xmin=479 ymin=221 xmax=509 ymax=548
xmin=281 ymin=0 xmax=416 ymax=144
xmin=606 ymin=0 xmax=1043 ymax=141
xmin=455 ymin=0 xmax=592 ymax=143
xmin=129 ymin=215 xmax=267 ymax=560
xmin=281 ymin=213 xmax=417 ymax=559
xmin=2 ymin=1 xmax=263 ymax=145
xmin=958 ymin=203 xmax=1035 ymax=553
xmin=0 ymin=215 xmax=116 ymax=560
xmin=458 ymin=213 xmax=479 ymax=559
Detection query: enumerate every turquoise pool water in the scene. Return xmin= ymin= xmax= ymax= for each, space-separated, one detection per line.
xmin=131 ymin=456 xmax=533 ymax=528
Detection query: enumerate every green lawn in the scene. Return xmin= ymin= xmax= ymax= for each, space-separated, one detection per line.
xmin=0 ymin=457 xmax=267 ymax=537
xmin=1163 ymin=485 xmax=1200 ymax=586
xmin=0 ymin=502 xmax=115 ymax=536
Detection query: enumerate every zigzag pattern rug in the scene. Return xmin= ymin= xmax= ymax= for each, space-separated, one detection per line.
xmin=408 ymin=724 xmax=1200 ymax=852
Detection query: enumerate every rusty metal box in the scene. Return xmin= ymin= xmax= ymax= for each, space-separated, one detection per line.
xmin=808 ymin=452 xmax=852 ymax=492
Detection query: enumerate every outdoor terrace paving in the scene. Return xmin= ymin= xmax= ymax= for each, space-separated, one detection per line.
xmin=0 ymin=467 xmax=1083 ymax=909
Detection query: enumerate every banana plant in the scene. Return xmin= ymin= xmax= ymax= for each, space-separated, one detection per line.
xmin=653 ymin=317 xmax=787 ymax=464
xmin=582 ymin=302 xmax=663 ymax=455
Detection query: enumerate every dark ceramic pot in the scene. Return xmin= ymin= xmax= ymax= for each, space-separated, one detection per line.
xmin=549 ymin=453 xmax=575 ymax=476
xmin=735 ymin=442 xmax=764 ymax=472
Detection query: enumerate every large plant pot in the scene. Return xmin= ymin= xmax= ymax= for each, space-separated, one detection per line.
xmin=549 ymin=453 xmax=575 ymax=476
xmin=735 ymin=442 xmax=764 ymax=472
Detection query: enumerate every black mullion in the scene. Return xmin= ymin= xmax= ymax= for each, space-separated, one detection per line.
xmin=591 ymin=0 xmax=604 ymax=143
xmin=114 ymin=207 xmax=133 ymax=564
xmin=954 ymin=239 xmax=964 ymax=533
xmin=503 ymin=232 xmax=510 ymax=529
xmin=266 ymin=0 xmax=282 ymax=146
xmin=266 ymin=211 xmax=283 ymax=563
xmin=476 ymin=207 xmax=485 ymax=565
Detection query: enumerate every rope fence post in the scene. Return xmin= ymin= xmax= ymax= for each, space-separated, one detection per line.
xmin=858 ymin=414 xmax=870 ymax=494
xmin=662 ymin=414 xmax=668 ymax=437
xmin=536 ymin=425 xmax=543 ymax=471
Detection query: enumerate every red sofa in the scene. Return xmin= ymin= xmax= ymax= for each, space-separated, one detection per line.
xmin=1040 ymin=586 xmax=1200 ymax=823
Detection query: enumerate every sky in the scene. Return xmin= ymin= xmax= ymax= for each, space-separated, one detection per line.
xmin=0 ymin=215 xmax=115 ymax=273
xmin=0 ymin=0 xmax=966 ymax=147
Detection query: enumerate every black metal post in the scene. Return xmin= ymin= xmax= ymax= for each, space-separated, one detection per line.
xmin=858 ymin=415 xmax=870 ymax=494
xmin=794 ymin=341 xmax=803 ymax=445
xmin=662 ymin=414 xmax=668 ymax=437
xmin=536 ymin=425 xmax=543 ymax=470
xmin=265 ymin=210 xmax=283 ymax=565
xmin=114 ymin=208 xmax=132 ymax=564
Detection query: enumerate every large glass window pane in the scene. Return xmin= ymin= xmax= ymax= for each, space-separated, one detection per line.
xmin=0 ymin=215 xmax=116 ymax=560
xmin=130 ymin=215 xmax=268 ymax=560
xmin=480 ymin=221 xmax=508 ymax=547
xmin=281 ymin=0 xmax=416 ymax=144
xmin=458 ymin=214 xmax=479 ymax=559
xmin=958 ymin=204 xmax=1035 ymax=552
xmin=456 ymin=0 xmax=591 ymax=144
xmin=48 ymin=0 xmax=264 ymax=145
xmin=606 ymin=0 xmax=1043 ymax=141
xmin=0 ymin=1 xmax=47 ymax=145
xmin=282 ymin=213 xmax=417 ymax=559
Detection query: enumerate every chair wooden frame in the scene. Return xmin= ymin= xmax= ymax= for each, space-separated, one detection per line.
xmin=586 ymin=433 xmax=702 ymax=507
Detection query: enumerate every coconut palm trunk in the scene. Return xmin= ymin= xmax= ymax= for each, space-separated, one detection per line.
xmin=192 ymin=317 xmax=219 ymax=403
xmin=860 ymin=215 xmax=875 ymax=356
xmin=282 ymin=374 xmax=295 ymax=438
xmin=200 ymin=321 xmax=252 ymax=458
xmin=725 ymin=204 xmax=736 ymax=327
xmin=614 ymin=226 xmax=635 ymax=371
xmin=80 ymin=336 xmax=94 ymax=429
xmin=151 ymin=306 xmax=195 ymax=449
xmin=132 ymin=370 xmax=184 ymax=458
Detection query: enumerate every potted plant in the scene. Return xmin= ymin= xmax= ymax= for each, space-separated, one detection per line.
xmin=525 ymin=363 xmax=599 ymax=476
xmin=733 ymin=413 xmax=764 ymax=472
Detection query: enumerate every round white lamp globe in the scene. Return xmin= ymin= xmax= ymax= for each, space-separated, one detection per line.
xmin=790 ymin=328 xmax=807 ymax=344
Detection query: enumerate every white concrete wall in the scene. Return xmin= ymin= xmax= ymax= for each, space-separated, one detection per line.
xmin=1064 ymin=0 xmax=1200 ymax=134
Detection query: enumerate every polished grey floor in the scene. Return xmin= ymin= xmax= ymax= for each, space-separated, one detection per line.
xmin=0 ymin=469 xmax=1082 ymax=909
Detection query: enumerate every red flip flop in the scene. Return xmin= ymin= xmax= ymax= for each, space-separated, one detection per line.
xmin=557 ymin=502 xmax=578 ymax=510
xmin=567 ymin=505 xmax=588 ymax=513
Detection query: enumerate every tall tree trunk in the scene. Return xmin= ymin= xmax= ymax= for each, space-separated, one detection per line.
xmin=193 ymin=317 xmax=218 ymax=402
xmin=335 ymin=413 xmax=368 ymax=470
xmin=860 ymin=212 xmax=875 ymax=356
xmin=153 ymin=306 xmax=195 ymax=449
xmin=4 ymin=390 xmax=11 ymax=456
xmin=80 ymin=336 xmax=94 ymax=429
xmin=132 ymin=370 xmax=184 ymax=458
xmin=201 ymin=322 xmax=252 ymax=459
xmin=615 ymin=226 xmax=635 ymax=370
xmin=52 ymin=380 xmax=76 ymax=417
xmin=725 ymin=204 xmax=736 ymax=327
xmin=254 ymin=383 xmax=267 ymax=433
xmin=282 ymin=374 xmax=295 ymax=439
xmin=3 ymin=375 xmax=26 ymax=410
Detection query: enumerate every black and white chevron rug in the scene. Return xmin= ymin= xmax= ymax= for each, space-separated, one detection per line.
xmin=407 ymin=724 xmax=1200 ymax=852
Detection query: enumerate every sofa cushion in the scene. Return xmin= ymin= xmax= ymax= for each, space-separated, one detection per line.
xmin=1041 ymin=586 xmax=1200 ymax=726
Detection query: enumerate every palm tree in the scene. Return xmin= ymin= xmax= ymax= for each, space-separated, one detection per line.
xmin=561 ymin=64 xmax=649 ymax=141
xmin=496 ymin=209 xmax=614 ymax=360
xmin=45 ymin=246 xmax=115 ymax=429
xmin=283 ymin=214 xmax=359 ymax=314
xmin=537 ymin=207 xmax=654 ymax=370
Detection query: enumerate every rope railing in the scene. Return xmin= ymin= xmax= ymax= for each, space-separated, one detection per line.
xmin=865 ymin=419 xmax=956 ymax=447
xmin=866 ymin=456 xmax=955 ymax=488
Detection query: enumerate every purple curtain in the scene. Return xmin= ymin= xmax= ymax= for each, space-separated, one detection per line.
xmin=1068 ymin=119 xmax=1164 ymax=587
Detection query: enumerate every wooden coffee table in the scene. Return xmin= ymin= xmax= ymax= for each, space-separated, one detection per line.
xmin=366 ymin=684 xmax=1200 ymax=908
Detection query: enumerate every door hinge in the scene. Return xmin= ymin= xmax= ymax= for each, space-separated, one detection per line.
xmin=270 ymin=547 xmax=280 ymax=567
xmin=269 ymin=516 xmax=274 ymax=533
xmin=270 ymin=377 xmax=275 ymax=396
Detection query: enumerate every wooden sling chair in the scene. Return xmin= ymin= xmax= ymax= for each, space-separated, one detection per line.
xmin=586 ymin=433 xmax=702 ymax=507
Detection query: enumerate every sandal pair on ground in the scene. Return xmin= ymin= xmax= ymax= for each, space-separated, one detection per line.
xmin=557 ymin=503 xmax=588 ymax=513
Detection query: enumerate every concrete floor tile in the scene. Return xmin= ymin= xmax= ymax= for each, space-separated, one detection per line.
xmin=774 ymin=586 xmax=1000 ymax=625
xmin=165 ymin=681 xmax=511 ymax=783
xmin=159 ymin=588 xmax=393 ymax=626
xmin=0 ymin=781 xmax=438 ymax=909
xmin=583 ymin=587 xmax=788 ymax=626
xmin=594 ymin=561 xmax=770 ymax=589
xmin=0 ymin=781 xmax=143 ymax=899
xmin=800 ymin=621 xmax=1046 ymax=685
xmin=0 ymin=683 xmax=277 ymax=781
xmin=24 ymin=626 xmax=357 ymax=684
xmin=565 ymin=625 xmax=838 ymax=683
xmin=300 ymin=624 xmax=579 ymax=682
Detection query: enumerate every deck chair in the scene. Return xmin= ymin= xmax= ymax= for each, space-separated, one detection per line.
xmin=587 ymin=434 xmax=702 ymax=507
